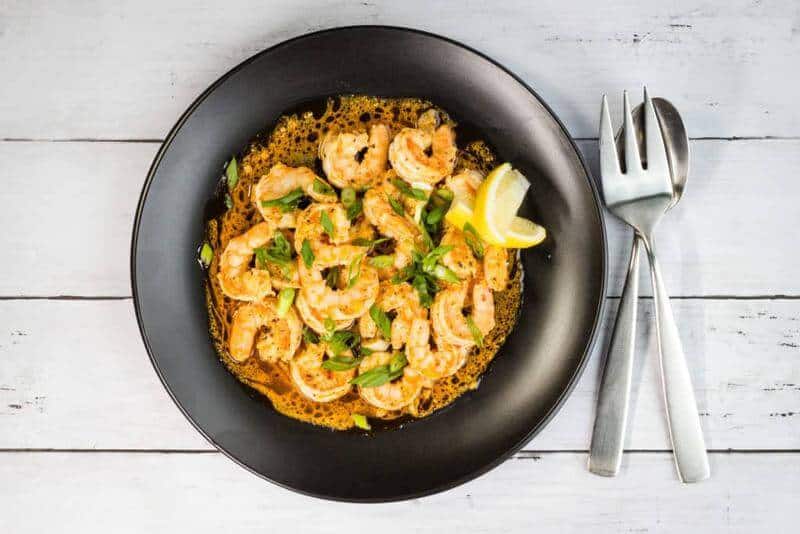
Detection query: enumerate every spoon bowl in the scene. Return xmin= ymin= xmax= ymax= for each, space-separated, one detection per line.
xmin=616 ymin=97 xmax=689 ymax=207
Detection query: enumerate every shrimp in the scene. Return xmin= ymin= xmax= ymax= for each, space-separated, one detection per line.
xmin=361 ymin=338 xmax=391 ymax=352
xmin=228 ymin=299 xmax=302 ymax=363
xmin=430 ymin=281 xmax=496 ymax=348
xmin=406 ymin=318 xmax=469 ymax=379
xmin=266 ymin=261 xmax=300 ymax=290
xmin=297 ymin=245 xmax=379 ymax=321
xmin=295 ymin=291 xmax=352 ymax=334
xmin=388 ymin=110 xmax=457 ymax=187
xmin=445 ymin=169 xmax=483 ymax=201
xmin=350 ymin=217 xmax=376 ymax=242
xmin=356 ymin=352 xmax=424 ymax=411
xmin=290 ymin=343 xmax=354 ymax=402
xmin=363 ymin=180 xmax=423 ymax=270
xmin=217 ymin=222 xmax=274 ymax=301
xmin=319 ymin=123 xmax=391 ymax=189
xmin=482 ymin=245 xmax=509 ymax=291
xmin=440 ymin=226 xmax=479 ymax=281
xmin=293 ymin=203 xmax=351 ymax=256
xmin=358 ymin=281 xmax=427 ymax=349
xmin=253 ymin=163 xmax=337 ymax=226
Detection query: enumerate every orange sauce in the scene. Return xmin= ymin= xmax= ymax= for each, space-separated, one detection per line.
xmin=204 ymin=95 xmax=522 ymax=430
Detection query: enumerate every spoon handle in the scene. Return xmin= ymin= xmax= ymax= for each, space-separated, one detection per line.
xmin=642 ymin=236 xmax=710 ymax=483
xmin=589 ymin=235 xmax=640 ymax=476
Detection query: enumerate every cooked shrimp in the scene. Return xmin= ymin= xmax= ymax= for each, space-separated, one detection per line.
xmin=482 ymin=245 xmax=509 ymax=291
xmin=363 ymin=181 xmax=423 ymax=270
xmin=406 ymin=317 xmax=469 ymax=379
xmin=228 ymin=299 xmax=302 ymax=363
xmin=297 ymin=245 xmax=379 ymax=321
xmin=290 ymin=343 xmax=354 ymax=402
xmin=388 ymin=110 xmax=457 ymax=187
xmin=319 ymin=123 xmax=390 ymax=189
xmin=293 ymin=203 xmax=351 ymax=256
xmin=361 ymin=338 xmax=391 ymax=352
xmin=440 ymin=226 xmax=479 ymax=281
xmin=430 ymin=281 xmax=496 ymax=348
xmin=253 ymin=163 xmax=337 ymax=226
xmin=445 ymin=169 xmax=483 ymax=200
xmin=295 ymin=291 xmax=352 ymax=334
xmin=217 ymin=222 xmax=274 ymax=301
xmin=350 ymin=217 xmax=376 ymax=242
xmin=358 ymin=281 xmax=427 ymax=349
xmin=266 ymin=261 xmax=300 ymax=290
xmin=356 ymin=352 xmax=424 ymax=411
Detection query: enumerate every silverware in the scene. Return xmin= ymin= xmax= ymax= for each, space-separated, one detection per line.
xmin=590 ymin=89 xmax=709 ymax=483
xmin=589 ymin=96 xmax=689 ymax=477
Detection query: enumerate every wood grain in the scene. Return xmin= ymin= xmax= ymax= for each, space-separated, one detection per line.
xmin=2 ymin=139 xmax=798 ymax=297
xmin=0 ymin=451 xmax=796 ymax=533
xmin=0 ymin=0 xmax=798 ymax=139
xmin=1 ymin=2 xmax=797 ymax=528
xmin=2 ymin=298 xmax=797 ymax=451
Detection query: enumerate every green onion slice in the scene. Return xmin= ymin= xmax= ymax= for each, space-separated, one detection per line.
xmin=260 ymin=188 xmax=304 ymax=210
xmin=320 ymin=210 xmax=335 ymax=239
xmin=368 ymin=255 xmax=394 ymax=269
xmin=351 ymin=413 xmax=371 ymax=430
xmin=388 ymin=195 xmax=404 ymax=216
xmin=313 ymin=178 xmax=335 ymax=196
xmin=347 ymin=254 xmax=363 ymax=288
xmin=199 ymin=242 xmax=214 ymax=267
xmin=341 ymin=187 xmax=357 ymax=207
xmin=276 ymin=288 xmax=296 ymax=318
xmin=300 ymin=239 xmax=315 ymax=268
xmin=390 ymin=177 xmax=428 ymax=200
xmin=369 ymin=304 xmax=392 ymax=339
xmin=303 ymin=327 xmax=320 ymax=345
xmin=226 ymin=157 xmax=238 ymax=189
xmin=350 ymin=365 xmax=401 ymax=388
xmin=465 ymin=316 xmax=484 ymax=348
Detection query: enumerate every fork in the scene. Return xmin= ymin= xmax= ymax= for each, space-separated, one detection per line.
xmin=590 ymin=89 xmax=710 ymax=483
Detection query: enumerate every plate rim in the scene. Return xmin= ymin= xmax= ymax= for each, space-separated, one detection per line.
xmin=130 ymin=24 xmax=608 ymax=502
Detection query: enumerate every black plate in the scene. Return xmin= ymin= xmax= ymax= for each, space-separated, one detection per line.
xmin=131 ymin=26 xmax=606 ymax=502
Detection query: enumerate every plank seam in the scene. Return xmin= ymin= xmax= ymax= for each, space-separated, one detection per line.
xmin=2 ymin=295 xmax=799 ymax=301
xmin=0 ymin=448 xmax=796 ymax=454
xmin=3 ymin=137 xmax=800 ymax=144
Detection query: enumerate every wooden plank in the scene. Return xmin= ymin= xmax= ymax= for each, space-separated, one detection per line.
xmin=0 ymin=1 xmax=798 ymax=139
xmin=1 ymin=139 xmax=798 ymax=297
xmin=0 ymin=141 xmax=157 ymax=296
xmin=0 ymin=451 xmax=796 ymax=532
xmin=583 ymin=138 xmax=800 ymax=298
xmin=1 ymin=298 xmax=798 ymax=451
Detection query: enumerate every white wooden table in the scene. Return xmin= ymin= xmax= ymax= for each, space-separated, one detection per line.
xmin=1 ymin=1 xmax=798 ymax=532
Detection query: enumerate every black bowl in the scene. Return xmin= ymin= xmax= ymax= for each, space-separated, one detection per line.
xmin=131 ymin=26 xmax=606 ymax=502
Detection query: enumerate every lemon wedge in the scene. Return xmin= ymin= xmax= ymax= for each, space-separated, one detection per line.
xmin=502 ymin=216 xmax=547 ymax=248
xmin=444 ymin=193 xmax=475 ymax=230
xmin=446 ymin=162 xmax=547 ymax=248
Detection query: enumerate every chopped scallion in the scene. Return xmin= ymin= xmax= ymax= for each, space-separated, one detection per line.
xmin=199 ymin=242 xmax=213 ymax=267
xmin=351 ymin=413 xmax=371 ymax=430
xmin=276 ymin=288 xmax=296 ymax=318
xmin=226 ymin=157 xmax=238 ymax=189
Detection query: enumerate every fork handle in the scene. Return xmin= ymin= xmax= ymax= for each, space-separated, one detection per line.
xmin=643 ymin=238 xmax=710 ymax=483
xmin=588 ymin=235 xmax=640 ymax=476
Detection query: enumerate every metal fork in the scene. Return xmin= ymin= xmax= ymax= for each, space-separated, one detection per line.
xmin=590 ymin=89 xmax=710 ymax=483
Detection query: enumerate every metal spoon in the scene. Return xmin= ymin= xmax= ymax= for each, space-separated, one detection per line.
xmin=620 ymin=98 xmax=689 ymax=206
xmin=589 ymin=96 xmax=689 ymax=477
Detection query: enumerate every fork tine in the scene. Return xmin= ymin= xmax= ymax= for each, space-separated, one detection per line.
xmin=600 ymin=94 xmax=622 ymax=179
xmin=622 ymin=91 xmax=642 ymax=173
xmin=643 ymin=87 xmax=670 ymax=177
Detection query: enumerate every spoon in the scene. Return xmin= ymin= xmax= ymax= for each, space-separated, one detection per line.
xmin=589 ymin=96 xmax=689 ymax=477
xmin=619 ymin=97 xmax=689 ymax=205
